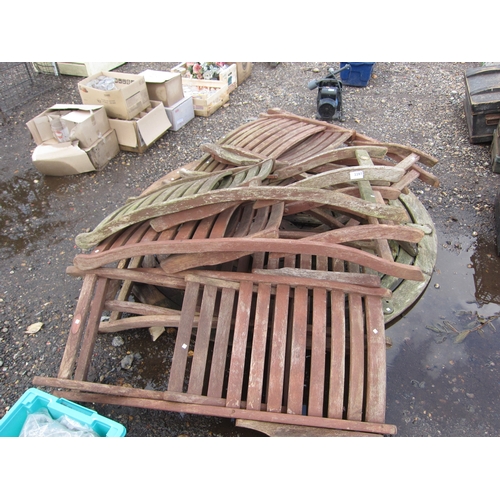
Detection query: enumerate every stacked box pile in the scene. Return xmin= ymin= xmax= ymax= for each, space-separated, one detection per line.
xmin=139 ymin=70 xmax=195 ymax=131
xmin=78 ymin=71 xmax=172 ymax=152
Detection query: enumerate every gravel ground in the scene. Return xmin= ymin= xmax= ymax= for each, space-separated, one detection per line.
xmin=1 ymin=62 xmax=499 ymax=438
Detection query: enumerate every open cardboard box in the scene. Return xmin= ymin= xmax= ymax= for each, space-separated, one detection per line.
xmin=27 ymin=104 xmax=111 ymax=148
xmin=30 ymin=129 xmax=119 ymax=176
xmin=171 ymin=63 xmax=238 ymax=93
xmin=78 ymin=71 xmax=150 ymax=120
xmin=26 ymin=104 xmax=119 ymax=176
xmin=140 ymin=69 xmax=184 ymax=107
xmin=108 ymin=100 xmax=172 ymax=153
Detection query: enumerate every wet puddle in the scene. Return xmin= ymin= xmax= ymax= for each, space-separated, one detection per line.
xmin=0 ymin=175 xmax=77 ymax=257
xmin=385 ymin=230 xmax=500 ymax=435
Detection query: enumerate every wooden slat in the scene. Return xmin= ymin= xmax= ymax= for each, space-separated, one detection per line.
xmin=225 ymin=281 xmax=254 ymax=408
xmin=58 ymin=274 xmax=98 ymax=379
xmin=328 ymin=289 xmax=346 ymax=418
xmin=74 ymin=277 xmax=109 ymax=381
xmin=48 ymin=389 xmax=397 ymax=435
xmin=266 ymin=284 xmax=290 ymax=412
xmin=187 ymin=284 xmax=218 ymax=395
xmin=346 ymin=291 xmax=364 ymax=421
xmin=364 ymin=295 xmax=387 ymax=423
xmin=168 ymin=280 xmax=200 ymax=392
xmin=246 ymin=282 xmax=272 ymax=410
xmin=74 ymin=238 xmax=424 ymax=282
xmin=286 ymin=286 xmax=308 ymax=415
xmin=75 ymin=185 xmax=411 ymax=249
xmin=308 ymin=256 xmax=328 ymax=417
xmin=207 ymin=287 xmax=237 ymax=398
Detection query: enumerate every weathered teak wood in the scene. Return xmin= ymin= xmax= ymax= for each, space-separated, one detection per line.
xmin=35 ymin=269 xmax=397 ymax=435
xmin=33 ymin=108 xmax=443 ymax=437
xmin=72 ymin=237 xmax=425 ymax=282
xmin=75 ymin=185 xmax=411 ymax=250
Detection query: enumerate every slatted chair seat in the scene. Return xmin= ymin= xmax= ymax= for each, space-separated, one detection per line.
xmin=34 ymin=267 xmax=397 ymax=436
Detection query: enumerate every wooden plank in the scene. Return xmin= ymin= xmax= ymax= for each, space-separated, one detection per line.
xmin=225 ymin=280 xmax=254 ymax=408
xmin=278 ymin=223 xmax=424 ymax=246
xmin=253 ymin=268 xmax=381 ymax=287
xmin=47 ymin=389 xmax=397 ymax=435
xmin=274 ymin=146 xmax=388 ymax=180
xmin=364 ymin=295 xmax=387 ymax=423
xmin=286 ymin=286 xmax=308 ymax=415
xmin=73 ymin=238 xmax=424 ymax=282
xmin=348 ymin=139 xmax=438 ymax=168
xmin=246 ymin=282 xmax=272 ymax=410
xmin=67 ymin=266 xmax=187 ymax=292
xmin=58 ymin=274 xmax=98 ymax=379
xmin=167 ymin=280 xmax=200 ymax=393
xmin=74 ymin=277 xmax=109 ymax=381
xmin=98 ymin=314 xmax=186 ymax=333
xmin=328 ymin=289 xmax=346 ymax=418
xmin=346 ymin=290 xmax=364 ymax=421
xmin=266 ymin=284 xmax=290 ymax=412
xmin=187 ymin=269 xmax=391 ymax=298
xmin=207 ymin=287 xmax=237 ymax=398
xmin=75 ymin=185 xmax=411 ymax=249
xmin=235 ymin=419 xmax=381 ymax=437
xmin=150 ymin=202 xmax=238 ymax=232
xmin=308 ymin=266 xmax=327 ymax=417
xmin=293 ymin=165 xmax=405 ymax=190
xmin=187 ymin=284 xmax=218 ymax=395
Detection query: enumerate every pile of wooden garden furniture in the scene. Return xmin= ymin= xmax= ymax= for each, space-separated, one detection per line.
xmin=34 ymin=109 xmax=439 ymax=436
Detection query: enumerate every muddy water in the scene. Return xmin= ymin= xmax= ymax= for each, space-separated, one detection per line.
xmin=385 ymin=230 xmax=500 ymax=436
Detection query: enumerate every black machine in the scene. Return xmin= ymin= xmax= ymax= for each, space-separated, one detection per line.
xmin=308 ymin=65 xmax=350 ymax=121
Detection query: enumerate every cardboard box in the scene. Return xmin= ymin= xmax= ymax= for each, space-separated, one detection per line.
xmin=182 ymin=80 xmax=229 ymax=117
xmin=139 ymin=70 xmax=184 ymax=107
xmin=227 ymin=62 xmax=252 ymax=84
xmin=109 ymin=100 xmax=171 ymax=153
xmin=171 ymin=63 xmax=238 ymax=93
xmin=84 ymin=129 xmax=120 ymax=170
xmin=78 ymin=71 xmax=150 ymax=120
xmin=30 ymin=129 xmax=119 ymax=176
xmin=26 ymin=104 xmax=119 ymax=176
xmin=57 ymin=62 xmax=126 ymax=77
xmin=27 ymin=104 xmax=111 ymax=148
xmin=165 ymin=96 xmax=195 ymax=131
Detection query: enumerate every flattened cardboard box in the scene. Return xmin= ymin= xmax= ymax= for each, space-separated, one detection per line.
xmin=31 ymin=129 xmax=119 ymax=176
xmin=109 ymin=100 xmax=171 ymax=152
xmin=26 ymin=104 xmax=110 ymax=148
xmin=78 ymin=71 xmax=150 ymax=120
xmin=139 ymin=69 xmax=184 ymax=107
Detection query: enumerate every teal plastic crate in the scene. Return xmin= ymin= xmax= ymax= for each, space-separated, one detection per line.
xmin=340 ymin=62 xmax=375 ymax=87
xmin=0 ymin=388 xmax=126 ymax=437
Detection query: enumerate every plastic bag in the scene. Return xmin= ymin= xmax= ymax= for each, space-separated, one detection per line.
xmin=20 ymin=408 xmax=99 ymax=437
xmin=85 ymin=76 xmax=117 ymax=91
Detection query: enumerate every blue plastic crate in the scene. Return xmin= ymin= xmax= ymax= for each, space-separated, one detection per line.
xmin=0 ymin=388 xmax=126 ymax=437
xmin=340 ymin=62 xmax=375 ymax=87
